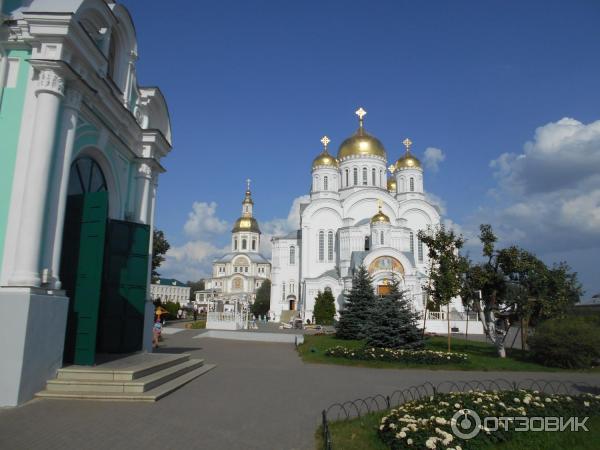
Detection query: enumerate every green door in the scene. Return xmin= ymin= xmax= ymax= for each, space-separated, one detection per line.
xmin=97 ymin=220 xmax=150 ymax=354
xmin=60 ymin=191 xmax=108 ymax=365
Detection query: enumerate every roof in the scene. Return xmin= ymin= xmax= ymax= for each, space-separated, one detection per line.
xmin=273 ymin=230 xmax=302 ymax=241
xmin=155 ymin=278 xmax=188 ymax=287
xmin=213 ymin=252 xmax=271 ymax=264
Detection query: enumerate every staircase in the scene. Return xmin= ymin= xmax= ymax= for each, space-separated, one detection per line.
xmin=36 ymin=353 xmax=215 ymax=402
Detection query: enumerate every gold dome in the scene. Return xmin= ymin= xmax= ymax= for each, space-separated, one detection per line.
xmin=312 ymin=150 xmax=338 ymax=169
xmin=371 ymin=202 xmax=390 ymax=224
xmin=395 ymin=153 xmax=421 ymax=170
xmin=337 ymin=107 xmax=386 ymax=160
xmin=387 ymin=177 xmax=397 ymax=192
xmin=395 ymin=137 xmax=421 ymax=170
xmin=232 ymin=217 xmax=261 ymax=234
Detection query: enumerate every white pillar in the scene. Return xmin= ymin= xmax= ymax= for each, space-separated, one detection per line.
xmin=135 ymin=161 xmax=152 ymax=224
xmin=44 ymin=87 xmax=82 ymax=289
xmin=8 ymin=69 xmax=64 ymax=287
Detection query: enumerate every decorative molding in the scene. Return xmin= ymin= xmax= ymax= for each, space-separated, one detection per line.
xmin=36 ymin=69 xmax=65 ymax=96
xmin=63 ymin=87 xmax=83 ymax=110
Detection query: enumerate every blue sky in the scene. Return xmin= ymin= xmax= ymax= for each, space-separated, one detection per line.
xmin=126 ymin=0 xmax=600 ymax=296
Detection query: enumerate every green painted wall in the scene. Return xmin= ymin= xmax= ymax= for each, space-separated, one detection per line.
xmin=0 ymin=49 xmax=30 ymax=270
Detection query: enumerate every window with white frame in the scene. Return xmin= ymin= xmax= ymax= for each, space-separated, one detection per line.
xmin=372 ymin=168 xmax=376 ymax=185
xmin=410 ymin=177 xmax=415 ymax=192
xmin=410 ymin=232 xmax=414 ymax=255
xmin=345 ymin=169 xmax=349 ymax=187
xmin=353 ymin=167 xmax=358 ymax=185
xmin=289 ymin=245 xmax=296 ymax=265
xmin=318 ymin=231 xmax=325 ymax=261
xmin=380 ymin=230 xmax=384 ymax=245
xmin=242 ymin=238 xmax=247 ymax=250
xmin=282 ymin=282 xmax=286 ymax=301
xmin=327 ymin=231 xmax=334 ymax=261
xmin=323 ymin=176 xmax=328 ymax=191
xmin=362 ymin=167 xmax=367 ymax=185
xmin=418 ymin=237 xmax=424 ymax=263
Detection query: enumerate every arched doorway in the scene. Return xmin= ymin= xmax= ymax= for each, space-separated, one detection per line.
xmin=61 ymin=157 xmax=109 ymax=365
xmin=61 ymin=157 xmax=150 ymax=365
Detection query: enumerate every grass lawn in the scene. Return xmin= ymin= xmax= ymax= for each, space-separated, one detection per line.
xmin=315 ymin=413 xmax=600 ymax=450
xmin=298 ymin=334 xmax=600 ymax=372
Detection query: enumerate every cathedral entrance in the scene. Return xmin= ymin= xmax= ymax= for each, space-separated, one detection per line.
xmin=60 ymin=157 xmax=149 ymax=365
xmin=289 ymin=299 xmax=296 ymax=310
xmin=377 ymin=284 xmax=391 ymax=297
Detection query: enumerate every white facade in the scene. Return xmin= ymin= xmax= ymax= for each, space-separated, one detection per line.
xmin=270 ymin=109 xmax=467 ymax=327
xmin=203 ymin=184 xmax=271 ymax=305
xmin=150 ymin=278 xmax=190 ymax=304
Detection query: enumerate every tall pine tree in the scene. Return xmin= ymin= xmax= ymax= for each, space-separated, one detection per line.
xmin=313 ymin=289 xmax=336 ymax=325
xmin=336 ymin=265 xmax=376 ymax=340
xmin=366 ymin=280 xmax=424 ymax=349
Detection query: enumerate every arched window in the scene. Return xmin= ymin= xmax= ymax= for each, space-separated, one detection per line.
xmin=242 ymin=238 xmax=247 ymax=250
xmin=252 ymin=239 xmax=256 ymax=250
xmin=234 ymin=239 xmax=238 ymax=250
xmin=372 ymin=168 xmax=376 ymax=186
xmin=282 ymin=282 xmax=286 ymax=301
xmin=418 ymin=237 xmax=424 ymax=263
xmin=380 ymin=230 xmax=384 ymax=245
xmin=345 ymin=169 xmax=349 ymax=187
xmin=327 ymin=231 xmax=334 ymax=261
xmin=290 ymin=281 xmax=295 ymax=294
xmin=353 ymin=167 xmax=358 ymax=186
xmin=380 ymin=170 xmax=383 ymax=187
xmin=323 ymin=176 xmax=328 ymax=191
xmin=410 ymin=177 xmax=415 ymax=192
xmin=409 ymin=232 xmax=414 ymax=255
xmin=364 ymin=236 xmax=370 ymax=251
xmin=68 ymin=157 xmax=107 ymax=195
xmin=289 ymin=246 xmax=296 ymax=265
xmin=318 ymin=231 xmax=325 ymax=261
xmin=362 ymin=167 xmax=367 ymax=185
xmin=314 ymin=175 xmax=320 ymax=191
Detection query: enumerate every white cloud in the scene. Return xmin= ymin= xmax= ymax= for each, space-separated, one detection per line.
xmin=423 ymin=147 xmax=446 ymax=172
xmin=259 ymin=195 xmax=310 ymax=255
xmin=183 ymin=201 xmax=229 ymax=238
xmin=425 ymin=191 xmax=447 ymax=216
xmin=463 ymin=117 xmax=600 ymax=294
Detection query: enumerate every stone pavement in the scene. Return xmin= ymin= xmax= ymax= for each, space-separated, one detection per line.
xmin=1 ymin=330 xmax=598 ymax=450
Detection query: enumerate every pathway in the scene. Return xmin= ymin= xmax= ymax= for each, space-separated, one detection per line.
xmin=0 ymin=330 xmax=598 ymax=450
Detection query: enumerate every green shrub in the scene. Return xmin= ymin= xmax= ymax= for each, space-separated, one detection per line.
xmin=314 ymin=290 xmax=336 ymax=325
xmin=190 ymin=320 xmax=206 ymax=329
xmin=162 ymin=301 xmax=181 ymax=320
xmin=529 ymin=317 xmax=600 ymax=368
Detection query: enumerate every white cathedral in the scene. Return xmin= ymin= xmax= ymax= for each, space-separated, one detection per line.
xmin=269 ymin=107 xmax=465 ymax=324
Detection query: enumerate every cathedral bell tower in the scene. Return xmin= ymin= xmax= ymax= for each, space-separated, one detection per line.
xmin=231 ymin=179 xmax=261 ymax=253
xmin=393 ymin=138 xmax=424 ymax=198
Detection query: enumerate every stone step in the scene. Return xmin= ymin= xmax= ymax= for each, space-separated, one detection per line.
xmin=57 ymin=353 xmax=190 ymax=381
xmin=36 ymin=364 xmax=216 ymax=402
xmin=47 ymin=359 xmax=204 ymax=394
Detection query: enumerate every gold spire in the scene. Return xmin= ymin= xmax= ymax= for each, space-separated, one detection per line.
xmin=371 ymin=199 xmax=390 ymax=224
xmin=312 ymin=135 xmax=338 ymax=169
xmin=355 ymin=107 xmax=367 ymax=130
xmin=242 ymin=178 xmax=253 ymax=208
xmin=395 ymin=137 xmax=422 ymax=170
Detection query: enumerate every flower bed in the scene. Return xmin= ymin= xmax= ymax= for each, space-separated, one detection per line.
xmin=379 ymin=389 xmax=600 ymax=449
xmin=325 ymin=346 xmax=469 ymax=364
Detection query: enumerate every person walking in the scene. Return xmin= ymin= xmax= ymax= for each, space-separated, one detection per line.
xmin=152 ymin=316 xmax=163 ymax=349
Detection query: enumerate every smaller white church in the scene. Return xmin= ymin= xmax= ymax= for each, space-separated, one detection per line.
xmin=200 ymin=182 xmax=271 ymax=308
xmin=270 ymin=108 xmax=479 ymax=333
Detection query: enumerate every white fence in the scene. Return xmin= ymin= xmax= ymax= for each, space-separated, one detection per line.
xmin=425 ymin=311 xmax=480 ymax=321
xmin=206 ymin=312 xmax=246 ymax=330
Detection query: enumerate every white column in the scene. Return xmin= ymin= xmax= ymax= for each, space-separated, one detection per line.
xmin=8 ymin=69 xmax=64 ymax=287
xmin=134 ymin=161 xmax=152 ymax=224
xmin=47 ymin=87 xmax=82 ymax=289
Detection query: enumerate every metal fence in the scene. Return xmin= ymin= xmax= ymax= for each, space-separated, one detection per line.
xmin=320 ymin=378 xmax=598 ymax=450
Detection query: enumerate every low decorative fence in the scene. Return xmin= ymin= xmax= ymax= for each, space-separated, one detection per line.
xmin=320 ymin=378 xmax=597 ymax=450
xmin=206 ymin=312 xmax=245 ymax=330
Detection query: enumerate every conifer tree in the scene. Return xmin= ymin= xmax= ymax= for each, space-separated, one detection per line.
xmin=336 ymin=265 xmax=376 ymax=340
xmin=366 ymin=280 xmax=424 ymax=349
xmin=313 ymin=289 xmax=336 ymax=325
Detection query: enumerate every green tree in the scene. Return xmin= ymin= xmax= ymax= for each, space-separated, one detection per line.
xmin=336 ymin=265 xmax=376 ymax=340
xmin=366 ymin=280 xmax=424 ymax=349
xmin=418 ymin=224 xmax=467 ymax=352
xmin=187 ymin=279 xmax=205 ymax=301
xmin=313 ymin=289 xmax=336 ymax=325
xmin=152 ymin=229 xmax=170 ymax=282
xmin=251 ymin=279 xmax=271 ymax=318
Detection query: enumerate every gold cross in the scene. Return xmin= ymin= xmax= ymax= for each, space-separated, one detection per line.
xmin=246 ymin=178 xmax=251 ymax=191
xmin=355 ymin=107 xmax=367 ymax=121
xmin=320 ymin=135 xmax=330 ymax=150
xmin=387 ymin=164 xmax=396 ymax=174
xmin=403 ymin=138 xmax=413 ymax=152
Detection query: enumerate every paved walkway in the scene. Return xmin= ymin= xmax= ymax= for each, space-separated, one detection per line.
xmin=1 ymin=330 xmax=598 ymax=450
